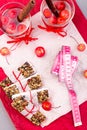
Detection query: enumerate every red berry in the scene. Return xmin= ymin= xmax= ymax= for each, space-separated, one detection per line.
xmin=35 ymin=46 xmax=45 ymax=57
xmin=8 ymin=9 xmax=17 ymax=18
xmin=0 ymin=47 xmax=10 ymax=56
xmin=43 ymin=8 xmax=52 ymax=18
xmin=1 ymin=16 xmax=9 ymax=25
xmin=17 ymin=24 xmax=26 ymax=32
xmin=55 ymin=1 xmax=65 ymax=11
xmin=60 ymin=9 xmax=69 ymax=20
xmin=49 ymin=16 xmax=57 ymax=24
xmin=42 ymin=101 xmax=52 ymax=111
xmin=77 ymin=44 xmax=86 ymax=51
xmin=57 ymin=17 xmax=65 ymax=24
xmin=6 ymin=22 xmax=16 ymax=34
xmin=83 ymin=70 xmax=87 ymax=78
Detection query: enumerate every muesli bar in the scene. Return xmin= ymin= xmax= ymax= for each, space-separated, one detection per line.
xmin=30 ymin=111 xmax=46 ymax=126
xmin=4 ymin=85 xmax=19 ymax=99
xmin=27 ymin=75 xmax=42 ymax=90
xmin=37 ymin=90 xmax=49 ymax=103
xmin=11 ymin=96 xmax=28 ymax=112
xmin=18 ymin=62 xmax=34 ymax=78
xmin=0 ymin=77 xmax=13 ymax=88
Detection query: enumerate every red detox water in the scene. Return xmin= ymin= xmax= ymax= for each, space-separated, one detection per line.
xmin=41 ymin=0 xmax=75 ymax=27
xmin=0 ymin=3 xmax=31 ymax=39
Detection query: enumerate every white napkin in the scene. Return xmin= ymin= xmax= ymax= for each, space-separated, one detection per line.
xmin=0 ymin=12 xmax=87 ymax=127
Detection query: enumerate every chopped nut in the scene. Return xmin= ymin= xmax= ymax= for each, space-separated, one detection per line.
xmin=30 ymin=111 xmax=46 ymax=126
xmin=27 ymin=75 xmax=42 ymax=90
xmin=11 ymin=96 xmax=28 ymax=112
xmin=0 ymin=77 xmax=13 ymax=88
xmin=37 ymin=90 xmax=49 ymax=103
xmin=18 ymin=62 xmax=34 ymax=78
xmin=4 ymin=85 xmax=19 ymax=99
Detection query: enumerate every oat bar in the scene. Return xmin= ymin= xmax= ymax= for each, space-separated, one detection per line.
xmin=0 ymin=77 xmax=13 ymax=88
xmin=30 ymin=111 xmax=46 ymax=126
xmin=27 ymin=75 xmax=42 ymax=90
xmin=37 ymin=90 xmax=49 ymax=103
xmin=11 ymin=96 xmax=28 ymax=112
xmin=4 ymin=85 xmax=19 ymax=99
xmin=18 ymin=62 xmax=34 ymax=78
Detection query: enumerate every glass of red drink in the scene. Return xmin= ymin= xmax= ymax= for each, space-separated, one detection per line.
xmin=40 ymin=0 xmax=75 ymax=28
xmin=0 ymin=2 xmax=31 ymax=39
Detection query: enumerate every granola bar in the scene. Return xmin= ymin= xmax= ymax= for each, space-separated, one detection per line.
xmin=27 ymin=75 xmax=42 ymax=90
xmin=11 ymin=96 xmax=28 ymax=112
xmin=0 ymin=77 xmax=13 ymax=88
xmin=4 ymin=85 xmax=19 ymax=99
xmin=30 ymin=111 xmax=46 ymax=126
xmin=37 ymin=90 xmax=49 ymax=103
xmin=18 ymin=62 xmax=34 ymax=78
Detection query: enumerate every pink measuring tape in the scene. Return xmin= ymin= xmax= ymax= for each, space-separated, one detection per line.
xmin=51 ymin=46 xmax=82 ymax=127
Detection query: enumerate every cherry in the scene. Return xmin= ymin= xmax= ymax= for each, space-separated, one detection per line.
xmin=49 ymin=15 xmax=57 ymax=24
xmin=55 ymin=1 xmax=65 ymax=11
xmin=43 ymin=8 xmax=52 ymax=18
xmin=57 ymin=17 xmax=65 ymax=24
xmin=42 ymin=101 xmax=52 ymax=111
xmin=1 ymin=16 xmax=9 ymax=25
xmin=60 ymin=9 xmax=69 ymax=20
xmin=83 ymin=70 xmax=87 ymax=78
xmin=70 ymin=35 xmax=86 ymax=52
xmin=35 ymin=46 xmax=45 ymax=57
xmin=6 ymin=22 xmax=16 ymax=34
xmin=8 ymin=9 xmax=17 ymax=18
xmin=17 ymin=24 xmax=26 ymax=32
xmin=0 ymin=47 xmax=10 ymax=56
xmin=77 ymin=44 xmax=86 ymax=51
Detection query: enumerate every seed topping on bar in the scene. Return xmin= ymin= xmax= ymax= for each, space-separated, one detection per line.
xmin=27 ymin=75 xmax=42 ymax=90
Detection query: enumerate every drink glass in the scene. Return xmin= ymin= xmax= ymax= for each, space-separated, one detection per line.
xmin=0 ymin=2 xmax=31 ymax=39
xmin=40 ymin=0 xmax=75 ymax=28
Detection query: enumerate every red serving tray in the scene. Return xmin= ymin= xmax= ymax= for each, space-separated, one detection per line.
xmin=0 ymin=1 xmax=87 ymax=130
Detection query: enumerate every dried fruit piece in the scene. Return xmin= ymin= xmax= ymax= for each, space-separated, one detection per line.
xmin=37 ymin=90 xmax=49 ymax=103
xmin=30 ymin=111 xmax=46 ymax=126
xmin=18 ymin=62 xmax=34 ymax=78
xmin=27 ymin=75 xmax=42 ymax=90
xmin=11 ymin=96 xmax=28 ymax=112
